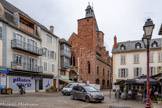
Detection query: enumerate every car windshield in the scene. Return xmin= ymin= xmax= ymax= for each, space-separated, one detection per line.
xmin=84 ymin=86 xmax=98 ymax=92
xmin=65 ymin=84 xmax=73 ymax=88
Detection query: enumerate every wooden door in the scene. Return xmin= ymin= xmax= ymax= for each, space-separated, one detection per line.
xmin=53 ymin=79 xmax=56 ymax=89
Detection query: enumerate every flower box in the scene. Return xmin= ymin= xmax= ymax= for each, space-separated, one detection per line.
xmin=7 ymin=89 xmax=12 ymax=94
xmin=2 ymin=88 xmax=7 ymax=94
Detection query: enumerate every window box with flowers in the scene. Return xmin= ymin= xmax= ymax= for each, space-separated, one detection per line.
xmin=7 ymin=88 xmax=12 ymax=94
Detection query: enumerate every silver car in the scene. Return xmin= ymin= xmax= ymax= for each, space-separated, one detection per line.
xmin=70 ymin=85 xmax=104 ymax=103
xmin=61 ymin=83 xmax=86 ymax=95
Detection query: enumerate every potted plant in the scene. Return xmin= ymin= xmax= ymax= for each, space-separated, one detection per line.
xmin=7 ymin=88 xmax=12 ymax=94
xmin=46 ymin=88 xmax=49 ymax=92
xmin=157 ymin=98 xmax=162 ymax=104
xmin=2 ymin=88 xmax=7 ymax=94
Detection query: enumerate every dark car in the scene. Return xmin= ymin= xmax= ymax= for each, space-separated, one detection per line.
xmin=70 ymin=85 xmax=104 ymax=103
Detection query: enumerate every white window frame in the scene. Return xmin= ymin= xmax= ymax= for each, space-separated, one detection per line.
xmin=44 ymin=62 xmax=48 ymax=72
xmin=120 ymin=55 xmax=126 ymax=65
xmin=134 ymin=54 xmax=139 ymax=64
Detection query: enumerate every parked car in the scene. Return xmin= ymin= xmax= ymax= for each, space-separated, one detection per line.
xmin=70 ymin=85 xmax=104 ymax=103
xmin=61 ymin=82 xmax=86 ymax=95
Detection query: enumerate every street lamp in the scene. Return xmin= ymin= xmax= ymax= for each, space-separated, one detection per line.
xmin=142 ymin=18 xmax=155 ymax=108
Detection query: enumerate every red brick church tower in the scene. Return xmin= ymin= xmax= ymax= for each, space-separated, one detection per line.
xmin=68 ymin=4 xmax=112 ymax=89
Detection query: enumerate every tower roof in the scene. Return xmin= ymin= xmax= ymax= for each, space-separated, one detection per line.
xmin=85 ymin=4 xmax=99 ymax=31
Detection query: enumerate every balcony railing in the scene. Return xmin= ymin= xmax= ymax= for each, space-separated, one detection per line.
xmin=11 ymin=62 xmax=43 ymax=73
xmin=61 ymin=62 xmax=70 ymax=69
xmin=60 ymin=50 xmax=71 ymax=58
xmin=20 ymin=23 xmax=34 ymax=35
xmin=11 ymin=39 xmax=42 ymax=56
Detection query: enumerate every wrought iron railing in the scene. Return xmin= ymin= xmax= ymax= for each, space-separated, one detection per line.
xmin=11 ymin=39 xmax=42 ymax=56
xmin=11 ymin=62 xmax=43 ymax=73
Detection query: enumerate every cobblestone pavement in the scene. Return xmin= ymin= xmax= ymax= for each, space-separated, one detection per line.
xmin=0 ymin=90 xmax=161 ymax=108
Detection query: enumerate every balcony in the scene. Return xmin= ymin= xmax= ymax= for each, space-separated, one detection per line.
xmin=11 ymin=62 xmax=43 ymax=73
xmin=61 ymin=62 xmax=70 ymax=69
xmin=60 ymin=50 xmax=71 ymax=58
xmin=11 ymin=39 xmax=42 ymax=56
xmin=20 ymin=23 xmax=34 ymax=35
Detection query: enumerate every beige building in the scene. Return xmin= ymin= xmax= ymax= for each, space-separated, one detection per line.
xmin=0 ymin=0 xmax=59 ymax=93
xmin=112 ymin=36 xmax=162 ymax=90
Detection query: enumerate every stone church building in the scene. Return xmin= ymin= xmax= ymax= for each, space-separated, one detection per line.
xmin=68 ymin=4 xmax=112 ymax=89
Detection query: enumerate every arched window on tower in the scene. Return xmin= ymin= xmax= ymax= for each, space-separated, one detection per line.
xmin=97 ymin=66 xmax=99 ymax=75
xmin=88 ymin=61 xmax=90 ymax=74
xmin=73 ymin=56 xmax=75 ymax=66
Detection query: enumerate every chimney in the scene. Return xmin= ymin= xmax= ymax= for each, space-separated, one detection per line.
xmin=50 ymin=26 xmax=54 ymax=34
xmin=114 ymin=36 xmax=117 ymax=48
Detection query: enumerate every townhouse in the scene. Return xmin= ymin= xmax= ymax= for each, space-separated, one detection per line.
xmin=0 ymin=0 xmax=59 ymax=93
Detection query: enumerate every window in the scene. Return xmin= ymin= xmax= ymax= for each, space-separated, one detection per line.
xmin=134 ymin=68 xmax=142 ymax=77
xmin=60 ymin=71 xmax=65 ymax=75
xmin=88 ymin=61 xmax=90 ymax=74
xmin=134 ymin=54 xmax=139 ymax=63
xmin=121 ymin=55 xmax=126 ymax=64
xmin=152 ymin=41 xmax=158 ymax=48
xmin=102 ymin=80 xmax=105 ymax=86
xmin=46 ymin=35 xmax=52 ymax=43
xmin=103 ymin=69 xmax=105 ymax=76
xmin=96 ymin=33 xmax=99 ymax=41
xmin=157 ymin=66 xmax=162 ymax=73
xmin=48 ymin=50 xmax=50 ymax=58
xmin=73 ymin=56 xmax=75 ymax=66
xmin=107 ymin=80 xmax=109 ymax=87
xmin=15 ymin=54 xmax=22 ymax=65
xmin=118 ymin=68 xmax=128 ymax=78
xmin=149 ymin=67 xmax=156 ymax=76
xmin=44 ymin=62 xmax=48 ymax=71
xmin=42 ymin=48 xmax=47 ymax=56
xmin=50 ymin=51 xmax=54 ymax=59
xmin=97 ymin=66 xmax=99 ymax=75
xmin=120 ymin=44 xmax=126 ymax=50
xmin=149 ymin=52 xmax=153 ymax=63
xmin=0 ymin=27 xmax=2 ymax=38
xmin=158 ymin=52 xmax=162 ymax=62
xmin=52 ymin=64 xmax=55 ymax=72
xmin=15 ymin=34 xmax=23 ymax=46
xmin=96 ymin=79 xmax=100 ymax=84
xmin=135 ymin=43 xmax=141 ymax=49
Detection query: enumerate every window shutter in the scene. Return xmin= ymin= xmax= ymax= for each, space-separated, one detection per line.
xmin=126 ymin=69 xmax=128 ymax=77
xmin=139 ymin=68 xmax=142 ymax=76
xmin=149 ymin=67 xmax=151 ymax=76
xmin=27 ymin=38 xmax=30 ymax=50
xmin=13 ymin=33 xmax=16 ymax=39
xmin=153 ymin=67 xmax=156 ymax=75
xmin=118 ymin=69 xmax=120 ymax=78
xmin=13 ymin=53 xmax=16 ymax=62
xmin=27 ymin=56 xmax=30 ymax=70
xmin=134 ymin=68 xmax=136 ymax=77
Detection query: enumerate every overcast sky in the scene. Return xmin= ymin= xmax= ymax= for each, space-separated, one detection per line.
xmin=6 ymin=0 xmax=162 ymax=55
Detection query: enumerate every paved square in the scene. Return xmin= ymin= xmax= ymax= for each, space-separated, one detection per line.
xmin=0 ymin=91 xmax=161 ymax=108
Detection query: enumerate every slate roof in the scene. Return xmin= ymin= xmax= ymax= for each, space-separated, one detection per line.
xmin=0 ymin=0 xmax=58 ymax=38
xmin=112 ymin=38 xmax=162 ymax=53
xmin=59 ymin=38 xmax=71 ymax=47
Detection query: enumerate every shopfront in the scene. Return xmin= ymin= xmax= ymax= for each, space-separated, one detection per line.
xmin=0 ymin=67 xmax=8 ymax=94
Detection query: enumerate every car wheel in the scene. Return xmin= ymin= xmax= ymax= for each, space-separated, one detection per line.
xmin=71 ymin=94 xmax=75 ymax=100
xmin=85 ymin=96 xmax=90 ymax=103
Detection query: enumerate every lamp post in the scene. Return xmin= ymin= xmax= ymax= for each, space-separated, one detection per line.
xmin=142 ymin=18 xmax=155 ymax=108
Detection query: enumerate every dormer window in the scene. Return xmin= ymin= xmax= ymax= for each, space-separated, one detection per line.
xmin=135 ymin=42 xmax=141 ymax=49
xmin=152 ymin=41 xmax=158 ymax=48
xmin=120 ymin=44 xmax=126 ymax=50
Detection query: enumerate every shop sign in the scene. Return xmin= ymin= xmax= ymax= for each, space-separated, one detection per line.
xmin=0 ymin=67 xmax=8 ymax=73
xmin=9 ymin=76 xmax=35 ymax=91
xmin=0 ymin=74 xmax=7 ymax=89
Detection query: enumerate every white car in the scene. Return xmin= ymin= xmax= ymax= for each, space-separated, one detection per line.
xmin=61 ymin=83 xmax=86 ymax=95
